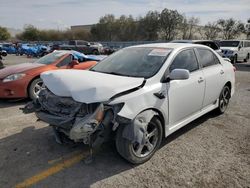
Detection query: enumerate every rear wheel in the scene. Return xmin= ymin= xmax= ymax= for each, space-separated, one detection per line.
xmin=216 ymin=85 xmax=231 ymax=114
xmin=28 ymin=78 xmax=44 ymax=100
xmin=116 ymin=116 xmax=163 ymax=164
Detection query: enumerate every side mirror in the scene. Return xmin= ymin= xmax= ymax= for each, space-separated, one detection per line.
xmin=238 ymin=46 xmax=242 ymax=50
xmin=87 ymin=43 xmax=91 ymax=46
xmin=69 ymin=60 xmax=79 ymax=67
xmin=169 ymin=69 xmax=190 ymax=80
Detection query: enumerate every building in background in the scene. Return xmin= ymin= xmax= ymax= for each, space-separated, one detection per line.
xmin=71 ymin=24 xmax=93 ymax=32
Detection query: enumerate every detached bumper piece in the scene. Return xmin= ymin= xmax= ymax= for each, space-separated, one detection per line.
xmin=22 ymin=89 xmax=114 ymax=162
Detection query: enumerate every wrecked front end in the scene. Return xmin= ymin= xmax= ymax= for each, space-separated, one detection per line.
xmin=23 ymin=89 xmax=124 ymax=147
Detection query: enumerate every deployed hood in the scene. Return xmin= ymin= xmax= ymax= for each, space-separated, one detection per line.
xmin=41 ymin=70 xmax=144 ymax=103
xmin=0 ymin=63 xmax=44 ymax=79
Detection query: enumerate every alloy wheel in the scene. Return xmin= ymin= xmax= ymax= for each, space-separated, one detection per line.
xmin=131 ymin=122 xmax=159 ymax=158
xmin=33 ymin=80 xmax=44 ymax=98
xmin=219 ymin=86 xmax=230 ymax=112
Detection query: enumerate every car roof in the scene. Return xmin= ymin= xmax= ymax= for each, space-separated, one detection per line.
xmin=171 ymin=40 xmax=216 ymax=43
xmin=127 ymin=43 xmax=211 ymax=50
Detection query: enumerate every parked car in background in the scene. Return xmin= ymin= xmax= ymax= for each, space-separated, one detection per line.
xmin=219 ymin=40 xmax=250 ymax=64
xmin=0 ymin=50 xmax=105 ymax=100
xmin=103 ymin=45 xmax=116 ymax=55
xmin=59 ymin=40 xmax=102 ymax=55
xmin=90 ymin=42 xmax=104 ymax=54
xmin=0 ymin=50 xmax=7 ymax=69
xmin=170 ymin=40 xmax=223 ymax=56
xmin=1 ymin=43 xmax=16 ymax=54
xmin=23 ymin=43 xmax=235 ymax=164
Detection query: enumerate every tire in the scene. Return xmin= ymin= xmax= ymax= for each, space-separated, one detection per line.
xmin=244 ymin=53 xmax=249 ymax=62
xmin=232 ymin=54 xmax=237 ymax=64
xmin=28 ymin=78 xmax=44 ymax=100
xmin=216 ymin=85 xmax=231 ymax=114
xmin=116 ymin=116 xmax=163 ymax=164
xmin=92 ymin=49 xmax=99 ymax=55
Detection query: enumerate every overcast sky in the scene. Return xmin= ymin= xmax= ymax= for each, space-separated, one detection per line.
xmin=0 ymin=0 xmax=249 ymax=30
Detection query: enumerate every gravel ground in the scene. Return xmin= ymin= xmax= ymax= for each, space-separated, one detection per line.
xmin=0 ymin=55 xmax=249 ymax=188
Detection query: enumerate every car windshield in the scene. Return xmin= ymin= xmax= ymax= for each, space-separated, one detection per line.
xmin=35 ymin=51 xmax=67 ymax=65
xmin=91 ymin=47 xmax=172 ymax=78
xmin=220 ymin=41 xmax=240 ymax=47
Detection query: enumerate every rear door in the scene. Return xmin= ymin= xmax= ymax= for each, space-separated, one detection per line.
xmin=168 ymin=48 xmax=205 ymax=126
xmin=196 ymin=48 xmax=226 ymax=108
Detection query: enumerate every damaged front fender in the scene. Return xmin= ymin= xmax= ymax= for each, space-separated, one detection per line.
xmin=121 ymin=110 xmax=158 ymax=145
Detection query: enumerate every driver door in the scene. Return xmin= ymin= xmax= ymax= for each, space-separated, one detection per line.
xmin=167 ymin=49 xmax=205 ymax=127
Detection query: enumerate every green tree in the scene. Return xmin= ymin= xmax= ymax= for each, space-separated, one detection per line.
xmin=91 ymin=14 xmax=118 ymax=41
xmin=116 ymin=15 xmax=138 ymax=41
xmin=0 ymin=26 xmax=11 ymax=40
xmin=160 ymin=8 xmax=183 ymax=40
xmin=17 ymin=25 xmax=40 ymax=41
xmin=138 ymin=11 xmax=160 ymax=40
xmin=217 ymin=18 xmax=245 ymax=39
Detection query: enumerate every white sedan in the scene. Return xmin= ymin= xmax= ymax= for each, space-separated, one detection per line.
xmin=23 ymin=43 xmax=235 ymax=164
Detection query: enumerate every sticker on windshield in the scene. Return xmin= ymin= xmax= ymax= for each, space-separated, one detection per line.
xmin=148 ymin=49 xmax=171 ymax=57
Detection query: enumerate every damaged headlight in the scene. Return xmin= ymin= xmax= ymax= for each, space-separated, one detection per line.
xmin=69 ymin=104 xmax=104 ymax=143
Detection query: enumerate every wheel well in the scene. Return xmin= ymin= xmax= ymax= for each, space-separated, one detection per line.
xmin=27 ymin=76 xmax=40 ymax=97
xmin=148 ymin=108 xmax=166 ymax=138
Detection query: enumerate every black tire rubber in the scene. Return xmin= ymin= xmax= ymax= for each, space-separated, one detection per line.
xmin=215 ymin=85 xmax=231 ymax=115
xmin=92 ymin=49 xmax=100 ymax=55
xmin=115 ymin=116 xmax=163 ymax=164
xmin=244 ymin=54 xmax=249 ymax=62
xmin=28 ymin=78 xmax=43 ymax=100
xmin=232 ymin=54 xmax=237 ymax=64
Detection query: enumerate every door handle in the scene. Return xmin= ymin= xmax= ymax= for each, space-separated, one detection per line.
xmin=220 ymin=70 xmax=224 ymax=74
xmin=198 ymin=77 xmax=204 ymax=83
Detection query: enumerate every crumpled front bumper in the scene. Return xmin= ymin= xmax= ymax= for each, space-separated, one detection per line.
xmin=22 ymin=89 xmax=110 ymax=144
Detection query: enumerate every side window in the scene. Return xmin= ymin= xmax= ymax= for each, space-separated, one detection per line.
xmin=77 ymin=41 xmax=88 ymax=45
xmin=56 ymin=55 xmax=72 ymax=67
xmin=197 ymin=49 xmax=219 ymax=68
xmin=209 ymin=42 xmax=219 ymax=50
xmin=169 ymin=49 xmax=199 ymax=72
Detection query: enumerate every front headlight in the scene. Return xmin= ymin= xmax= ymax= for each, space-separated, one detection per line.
xmin=3 ymin=73 xmax=26 ymax=83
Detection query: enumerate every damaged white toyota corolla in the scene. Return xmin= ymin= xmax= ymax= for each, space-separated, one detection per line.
xmin=23 ymin=43 xmax=235 ymax=164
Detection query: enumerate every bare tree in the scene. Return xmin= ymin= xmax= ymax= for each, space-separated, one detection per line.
xmin=203 ymin=22 xmax=220 ymax=40
xmin=217 ymin=18 xmax=245 ymax=39
xmin=187 ymin=17 xmax=200 ymax=39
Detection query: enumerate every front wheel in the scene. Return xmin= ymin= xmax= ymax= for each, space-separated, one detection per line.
xmin=116 ymin=117 xmax=163 ymax=164
xmin=28 ymin=78 xmax=44 ymax=100
xmin=216 ymin=85 xmax=231 ymax=114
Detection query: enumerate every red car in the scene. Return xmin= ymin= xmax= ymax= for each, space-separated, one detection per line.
xmin=0 ymin=50 xmax=98 ymax=100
